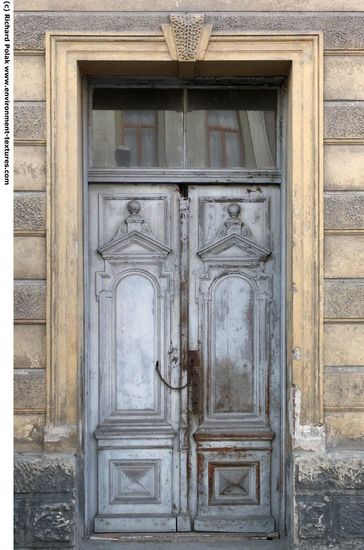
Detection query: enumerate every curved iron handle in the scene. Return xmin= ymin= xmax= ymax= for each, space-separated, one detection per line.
xmin=155 ymin=360 xmax=189 ymax=390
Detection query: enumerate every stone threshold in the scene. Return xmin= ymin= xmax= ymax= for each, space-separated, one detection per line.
xmin=81 ymin=533 xmax=290 ymax=550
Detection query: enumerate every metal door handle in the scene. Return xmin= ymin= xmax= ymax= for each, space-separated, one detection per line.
xmin=155 ymin=360 xmax=189 ymax=390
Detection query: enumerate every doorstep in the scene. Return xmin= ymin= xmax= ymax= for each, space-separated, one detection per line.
xmin=81 ymin=533 xmax=291 ymax=550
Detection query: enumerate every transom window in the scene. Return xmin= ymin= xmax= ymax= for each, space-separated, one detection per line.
xmin=91 ymin=84 xmax=278 ymax=170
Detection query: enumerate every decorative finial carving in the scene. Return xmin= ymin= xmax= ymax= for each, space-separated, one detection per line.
xmin=162 ymin=14 xmax=212 ymax=64
xmin=216 ymin=203 xmax=253 ymax=240
xmin=113 ymin=200 xmax=153 ymax=239
xmin=127 ymin=200 xmax=141 ymax=215
xmin=227 ymin=203 xmax=241 ymax=219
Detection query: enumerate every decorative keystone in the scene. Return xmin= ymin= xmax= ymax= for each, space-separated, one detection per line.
xmin=162 ymin=14 xmax=212 ymax=63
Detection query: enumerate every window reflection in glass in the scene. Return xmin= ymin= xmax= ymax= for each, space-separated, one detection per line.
xmin=186 ymin=89 xmax=277 ymax=169
xmin=207 ymin=111 xmax=242 ymax=168
xmin=120 ymin=111 xmax=158 ymax=167
xmin=91 ymin=87 xmax=278 ymax=169
xmin=92 ymin=89 xmax=184 ymax=168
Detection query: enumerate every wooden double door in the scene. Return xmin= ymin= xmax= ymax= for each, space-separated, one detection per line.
xmin=87 ymin=183 xmax=282 ymax=534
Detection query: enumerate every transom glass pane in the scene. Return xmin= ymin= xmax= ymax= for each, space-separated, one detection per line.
xmin=186 ymin=89 xmax=277 ymax=169
xmin=91 ymin=86 xmax=277 ymax=169
xmin=92 ymin=88 xmax=184 ymax=168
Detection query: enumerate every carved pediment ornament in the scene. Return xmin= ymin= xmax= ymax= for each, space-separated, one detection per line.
xmin=198 ymin=233 xmax=271 ymax=264
xmin=162 ymin=14 xmax=212 ymax=62
xmin=98 ymin=200 xmax=171 ymax=260
xmin=198 ymin=203 xmax=271 ymax=264
xmin=112 ymin=200 xmax=153 ymax=238
xmin=214 ymin=203 xmax=254 ymax=242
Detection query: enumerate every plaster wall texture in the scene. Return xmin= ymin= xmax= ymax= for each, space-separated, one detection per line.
xmin=13 ymin=3 xmax=364 ymax=549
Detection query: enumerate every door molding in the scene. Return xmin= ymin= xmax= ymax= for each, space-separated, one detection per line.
xmin=45 ymin=27 xmax=323 ymax=454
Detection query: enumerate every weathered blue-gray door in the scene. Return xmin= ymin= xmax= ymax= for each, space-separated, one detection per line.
xmin=87 ymin=182 xmax=281 ymax=534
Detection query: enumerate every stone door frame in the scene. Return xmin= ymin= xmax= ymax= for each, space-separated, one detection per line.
xmin=45 ymin=24 xmax=323 ymax=539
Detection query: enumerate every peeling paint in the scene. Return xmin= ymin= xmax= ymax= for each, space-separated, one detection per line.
xmin=44 ymin=424 xmax=77 ymax=443
xmin=292 ymin=387 xmax=325 ymax=452
xmin=292 ymin=347 xmax=301 ymax=361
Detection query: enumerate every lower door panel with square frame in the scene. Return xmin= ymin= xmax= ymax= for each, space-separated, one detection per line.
xmin=87 ymin=183 xmax=282 ymax=534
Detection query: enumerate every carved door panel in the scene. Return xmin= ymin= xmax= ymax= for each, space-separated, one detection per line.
xmin=88 ymin=183 xmax=281 ymax=534
xmin=187 ymin=185 xmax=281 ymax=533
xmin=88 ymin=184 xmax=183 ymax=532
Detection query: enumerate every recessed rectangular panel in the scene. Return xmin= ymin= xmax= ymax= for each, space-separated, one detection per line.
xmin=212 ymin=275 xmax=254 ymax=413
xmin=197 ymin=450 xmax=271 ymax=516
xmin=199 ymin=197 xmax=270 ymax=250
xmin=194 ymin=449 xmax=274 ymax=533
xmin=191 ymin=192 xmax=273 ymax=422
xmin=93 ymin=188 xmax=179 ymax=422
xmin=97 ymin=448 xmax=173 ymax=516
xmin=110 ymin=460 xmax=161 ymax=504
xmin=115 ymin=273 xmax=157 ymax=412
xmin=98 ymin=194 xmax=170 ymax=247
xmin=209 ymin=462 xmax=259 ymax=506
